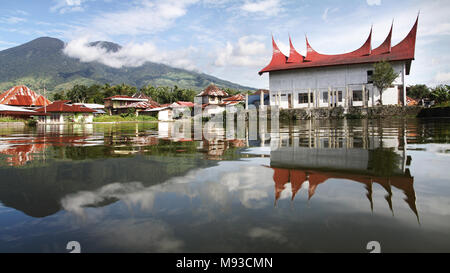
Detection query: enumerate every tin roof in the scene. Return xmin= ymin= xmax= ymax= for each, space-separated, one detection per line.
xmin=0 ymin=85 xmax=51 ymax=107
xmin=35 ymin=100 xmax=95 ymax=113
xmin=259 ymin=15 xmax=418 ymax=75
xmin=196 ymin=84 xmax=229 ymax=97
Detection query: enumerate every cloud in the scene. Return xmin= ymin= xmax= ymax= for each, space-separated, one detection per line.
xmin=63 ymin=37 xmax=198 ymax=70
xmin=241 ymin=0 xmax=283 ymax=16
xmin=322 ymin=7 xmax=339 ymax=22
xmin=84 ymin=0 xmax=198 ymax=36
xmin=51 ymin=0 xmax=87 ymax=14
xmin=367 ymin=0 xmax=381 ymax=6
xmin=214 ymin=36 xmax=269 ymax=67
xmin=434 ymin=72 xmax=450 ymax=83
xmin=1 ymin=16 xmax=27 ymax=24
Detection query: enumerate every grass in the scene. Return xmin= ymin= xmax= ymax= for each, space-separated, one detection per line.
xmin=433 ymin=101 xmax=450 ymax=108
xmin=93 ymin=114 xmax=157 ymax=122
xmin=0 ymin=117 xmax=23 ymax=123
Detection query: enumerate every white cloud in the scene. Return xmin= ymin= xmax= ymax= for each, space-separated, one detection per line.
xmin=434 ymin=72 xmax=450 ymax=83
xmin=51 ymin=0 xmax=87 ymax=14
xmin=63 ymin=37 xmax=198 ymax=70
xmin=85 ymin=0 xmax=198 ymax=36
xmin=1 ymin=16 xmax=27 ymax=24
xmin=367 ymin=0 xmax=381 ymax=6
xmin=214 ymin=36 xmax=269 ymax=67
xmin=322 ymin=7 xmax=339 ymax=22
xmin=241 ymin=0 xmax=283 ymax=16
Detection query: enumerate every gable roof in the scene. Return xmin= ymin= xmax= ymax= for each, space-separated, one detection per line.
xmin=35 ymin=100 xmax=95 ymax=113
xmin=0 ymin=85 xmax=51 ymax=107
xmin=196 ymin=84 xmax=229 ymax=97
xmin=259 ymin=15 xmax=418 ymax=75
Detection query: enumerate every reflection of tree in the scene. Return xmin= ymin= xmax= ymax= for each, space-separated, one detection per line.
xmin=367 ymin=148 xmax=400 ymax=177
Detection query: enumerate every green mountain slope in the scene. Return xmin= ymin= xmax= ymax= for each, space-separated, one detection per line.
xmin=0 ymin=37 xmax=254 ymax=93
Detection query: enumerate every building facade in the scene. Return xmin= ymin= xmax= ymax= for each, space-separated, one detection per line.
xmin=259 ymin=16 xmax=419 ymax=109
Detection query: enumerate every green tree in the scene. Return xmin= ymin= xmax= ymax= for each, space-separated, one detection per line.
xmin=372 ymin=61 xmax=399 ymax=105
xmin=66 ymin=84 xmax=88 ymax=103
xmin=52 ymin=92 xmax=66 ymax=101
xmin=407 ymin=84 xmax=430 ymax=100
xmin=430 ymin=85 xmax=450 ymax=103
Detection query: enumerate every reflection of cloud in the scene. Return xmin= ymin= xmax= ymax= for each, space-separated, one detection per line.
xmin=248 ymin=227 xmax=287 ymax=243
xmin=92 ymin=219 xmax=183 ymax=252
xmin=61 ymin=160 xmax=274 ymax=217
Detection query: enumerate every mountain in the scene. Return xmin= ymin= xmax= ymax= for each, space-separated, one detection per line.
xmin=0 ymin=37 xmax=255 ymax=93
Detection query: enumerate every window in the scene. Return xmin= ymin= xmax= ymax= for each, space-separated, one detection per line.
xmin=338 ymin=91 xmax=343 ymax=102
xmin=353 ymin=90 xmax=363 ymax=102
xmin=298 ymin=93 xmax=309 ymax=104
xmin=323 ymin=92 xmax=328 ymax=103
xmin=367 ymin=70 xmax=373 ymax=84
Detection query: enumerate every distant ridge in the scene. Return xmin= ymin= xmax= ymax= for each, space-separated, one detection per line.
xmin=0 ymin=37 xmax=255 ymax=93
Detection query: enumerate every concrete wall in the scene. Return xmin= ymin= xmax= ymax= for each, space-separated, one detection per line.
xmin=269 ymin=61 xmax=406 ymax=108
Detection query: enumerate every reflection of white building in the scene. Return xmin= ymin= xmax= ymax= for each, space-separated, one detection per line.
xmin=259 ymin=16 xmax=418 ymax=108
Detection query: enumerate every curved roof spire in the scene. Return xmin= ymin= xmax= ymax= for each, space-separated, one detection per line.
xmin=391 ymin=13 xmax=419 ymax=58
xmin=287 ymin=35 xmax=304 ymax=63
xmin=258 ymin=35 xmax=287 ymax=75
xmin=304 ymin=27 xmax=372 ymax=62
xmin=372 ymin=20 xmax=393 ymax=55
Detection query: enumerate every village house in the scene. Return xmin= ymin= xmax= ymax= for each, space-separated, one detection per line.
xmin=0 ymin=85 xmax=51 ymax=109
xmin=104 ymin=93 xmax=160 ymax=116
xmin=196 ymin=84 xmax=229 ymax=105
xmin=35 ymin=100 xmax=95 ymax=124
xmin=259 ymin=16 xmax=419 ymax=109
xmin=0 ymin=104 xmax=46 ymax=119
xmin=142 ymin=101 xmax=194 ymax=121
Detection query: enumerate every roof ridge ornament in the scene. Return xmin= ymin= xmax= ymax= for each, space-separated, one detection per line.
xmin=287 ymin=35 xmax=304 ymax=63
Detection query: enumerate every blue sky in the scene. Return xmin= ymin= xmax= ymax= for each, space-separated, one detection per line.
xmin=0 ymin=0 xmax=449 ymax=89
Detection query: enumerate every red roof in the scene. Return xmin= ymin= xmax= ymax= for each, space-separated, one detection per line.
xmin=35 ymin=100 xmax=95 ymax=113
xmin=104 ymin=95 xmax=134 ymax=100
xmin=197 ymin=84 xmax=229 ymax=97
xmin=259 ymin=15 xmax=418 ymax=75
xmin=223 ymin=94 xmax=245 ymax=101
xmin=172 ymin=101 xmax=195 ymax=107
xmin=0 ymin=85 xmax=51 ymax=107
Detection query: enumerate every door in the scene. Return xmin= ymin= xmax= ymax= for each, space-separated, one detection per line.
xmin=288 ymin=94 xmax=292 ymax=108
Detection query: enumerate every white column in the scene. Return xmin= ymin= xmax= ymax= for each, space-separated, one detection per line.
xmin=260 ymin=91 xmax=264 ymax=109
xmin=308 ymin=88 xmax=311 ymax=109
xmin=362 ymin=85 xmax=366 ymax=107
xmin=402 ymin=63 xmax=406 ymax=106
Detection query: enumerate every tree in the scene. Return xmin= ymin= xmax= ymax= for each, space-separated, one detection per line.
xmin=372 ymin=61 xmax=399 ymax=105
xmin=430 ymin=85 xmax=450 ymax=104
xmin=407 ymin=84 xmax=430 ymax=100
xmin=52 ymin=92 xmax=66 ymax=101
xmin=66 ymin=84 xmax=88 ymax=103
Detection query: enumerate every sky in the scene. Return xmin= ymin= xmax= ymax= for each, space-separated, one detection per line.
xmin=0 ymin=0 xmax=449 ymax=89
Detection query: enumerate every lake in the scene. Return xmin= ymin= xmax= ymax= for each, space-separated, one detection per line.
xmin=0 ymin=118 xmax=449 ymax=253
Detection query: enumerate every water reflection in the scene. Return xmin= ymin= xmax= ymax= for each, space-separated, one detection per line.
xmin=0 ymin=119 xmax=449 ymax=252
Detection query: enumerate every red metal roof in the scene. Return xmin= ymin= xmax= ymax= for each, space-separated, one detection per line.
xmin=104 ymin=95 xmax=135 ymax=100
xmin=0 ymin=85 xmax=51 ymax=107
xmin=259 ymin=15 xmax=418 ymax=75
xmin=223 ymin=94 xmax=245 ymax=101
xmin=35 ymin=100 xmax=95 ymax=113
xmin=172 ymin=101 xmax=195 ymax=107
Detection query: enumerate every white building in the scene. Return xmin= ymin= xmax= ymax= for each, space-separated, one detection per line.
xmin=259 ymin=16 xmax=419 ymax=109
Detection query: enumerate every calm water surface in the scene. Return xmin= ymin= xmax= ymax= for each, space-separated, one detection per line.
xmin=0 ymin=119 xmax=449 ymax=253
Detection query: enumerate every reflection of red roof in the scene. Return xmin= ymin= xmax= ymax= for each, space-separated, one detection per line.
xmin=270 ymin=166 xmax=417 ymax=219
xmin=259 ymin=16 xmax=418 ymax=75
xmin=0 ymin=85 xmax=51 ymax=106
xmin=35 ymin=101 xmax=95 ymax=113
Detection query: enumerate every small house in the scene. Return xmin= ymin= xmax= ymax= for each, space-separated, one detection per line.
xmin=35 ymin=100 xmax=95 ymax=124
xmin=196 ymin=84 xmax=229 ymax=105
